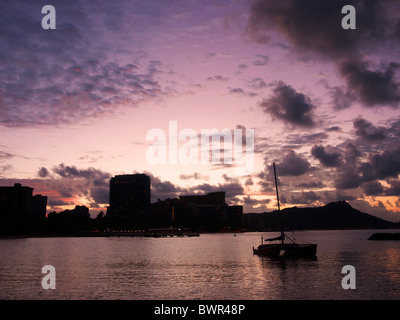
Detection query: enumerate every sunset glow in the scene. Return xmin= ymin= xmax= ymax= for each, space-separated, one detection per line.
xmin=1 ymin=0 xmax=400 ymax=223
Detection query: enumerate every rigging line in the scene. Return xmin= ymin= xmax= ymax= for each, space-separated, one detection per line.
xmin=275 ymin=173 xmax=288 ymax=229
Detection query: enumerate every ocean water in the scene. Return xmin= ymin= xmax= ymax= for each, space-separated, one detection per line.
xmin=0 ymin=230 xmax=399 ymax=300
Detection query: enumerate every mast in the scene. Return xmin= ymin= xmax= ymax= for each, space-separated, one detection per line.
xmin=273 ymin=162 xmax=284 ymax=244
xmin=273 ymin=163 xmax=280 ymax=211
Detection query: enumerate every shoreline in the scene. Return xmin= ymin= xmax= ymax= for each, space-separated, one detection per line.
xmin=2 ymin=227 xmax=400 ymax=240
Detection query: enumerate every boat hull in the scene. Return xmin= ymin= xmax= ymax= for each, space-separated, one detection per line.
xmin=281 ymin=243 xmax=317 ymax=258
xmin=253 ymin=244 xmax=282 ymax=257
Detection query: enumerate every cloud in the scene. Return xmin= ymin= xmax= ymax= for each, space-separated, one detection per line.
xmin=206 ymin=75 xmax=229 ymax=82
xmin=353 ymin=117 xmax=388 ymax=141
xmin=229 ymin=87 xmax=257 ymax=97
xmin=339 ymin=60 xmax=400 ymax=108
xmin=260 ymin=81 xmax=316 ymax=127
xmin=0 ymin=0 xmax=180 ymax=128
xmin=35 ymin=164 xmax=112 ymax=210
xmin=52 ymin=163 xmax=111 ymax=182
xmin=295 ymin=181 xmax=326 ymax=189
xmin=343 ymin=142 xmax=362 ymax=162
xmin=328 ymin=86 xmax=356 ymax=110
xmin=288 ymin=190 xmax=320 ymax=205
xmin=90 ymin=187 xmax=109 ymax=204
xmin=368 ymin=145 xmax=400 ymax=180
xmin=246 ymin=0 xmax=394 ymax=60
xmin=334 ymin=166 xmax=362 ymax=190
xmin=286 ymin=132 xmax=328 ymax=146
xmin=246 ymin=77 xmax=268 ymax=90
xmin=311 ymin=145 xmax=342 ymax=167
xmin=37 ymin=167 xmax=50 ymax=178
xmin=361 ymin=180 xmax=384 ymax=196
xmin=253 ymin=54 xmax=268 ymax=66
xmin=273 ymin=150 xmax=311 ymax=176
xmin=246 ymin=0 xmax=400 ymax=109
xmin=0 ymin=150 xmax=14 ymax=161
xmin=332 ymin=141 xmax=400 ymax=191
xmin=186 ymin=181 xmax=245 ymax=204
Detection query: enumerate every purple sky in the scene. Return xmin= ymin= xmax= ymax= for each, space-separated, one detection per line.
xmin=1 ymin=0 xmax=400 ymax=221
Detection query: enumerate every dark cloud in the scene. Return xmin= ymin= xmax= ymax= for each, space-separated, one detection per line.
xmin=334 ymin=166 xmax=361 ymax=190
xmin=90 ymin=187 xmax=109 ymax=204
xmin=359 ymin=179 xmax=400 ymax=197
xmin=295 ymin=181 xmax=326 ymax=189
xmin=36 ymin=164 xmax=112 ymax=209
xmin=326 ymin=126 xmax=341 ymax=132
xmin=384 ymin=179 xmax=400 ymax=197
xmin=361 ymin=180 xmax=384 ymax=196
xmin=48 ymin=199 xmax=74 ymax=207
xmin=246 ymin=0 xmax=393 ymax=60
xmin=144 ymin=172 xmax=183 ymax=201
xmin=247 ymin=0 xmax=400 ymax=109
xmin=353 ymin=117 xmax=388 ymax=141
xmin=37 ymin=167 xmax=50 ymax=178
xmin=311 ymin=145 xmax=342 ymax=167
xmin=186 ymin=181 xmax=244 ymax=204
xmin=243 ymin=195 xmax=270 ymax=206
xmin=369 ymin=146 xmax=400 ymax=179
xmin=273 ymin=150 xmax=311 ymax=176
xmin=52 ymin=163 xmax=110 ymax=181
xmin=344 ymin=142 xmax=362 ymax=162
xmin=339 ymin=60 xmax=400 ymax=108
xmin=260 ymin=81 xmax=316 ymax=128
xmin=289 ymin=190 xmax=319 ymax=205
xmin=332 ymin=142 xmax=400 ymax=191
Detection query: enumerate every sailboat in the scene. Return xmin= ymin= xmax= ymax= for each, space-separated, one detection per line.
xmin=253 ymin=163 xmax=317 ymax=258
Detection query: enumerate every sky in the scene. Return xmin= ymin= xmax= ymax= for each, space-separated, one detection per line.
xmin=1 ymin=0 xmax=400 ymax=221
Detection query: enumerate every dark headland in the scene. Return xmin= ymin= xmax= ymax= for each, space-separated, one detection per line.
xmin=243 ymin=200 xmax=400 ymax=231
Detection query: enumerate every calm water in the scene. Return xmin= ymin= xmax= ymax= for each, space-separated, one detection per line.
xmin=1 ymin=230 xmax=400 ymax=300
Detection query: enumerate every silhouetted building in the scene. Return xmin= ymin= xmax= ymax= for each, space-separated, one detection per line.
xmin=179 ymin=191 xmax=226 ymax=206
xmin=47 ymin=205 xmax=91 ymax=233
xmin=151 ymin=198 xmax=180 ymax=228
xmin=32 ymin=194 xmax=48 ymax=219
xmin=152 ymin=192 xmax=243 ymax=232
xmin=227 ymin=205 xmax=243 ymax=230
xmin=0 ymin=183 xmax=47 ymax=234
xmin=108 ymin=173 xmax=151 ymax=229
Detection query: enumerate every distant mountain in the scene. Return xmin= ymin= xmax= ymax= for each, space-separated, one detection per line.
xmin=243 ymin=201 xmax=399 ymax=231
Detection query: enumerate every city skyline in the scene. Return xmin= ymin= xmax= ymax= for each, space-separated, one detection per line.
xmin=1 ymin=1 xmax=400 ymax=223
xmin=0 ymin=173 xmax=246 ymax=234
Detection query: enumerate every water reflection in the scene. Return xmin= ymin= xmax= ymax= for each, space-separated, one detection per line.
xmin=252 ymin=255 xmax=320 ymax=299
xmin=1 ymin=230 xmax=400 ymax=299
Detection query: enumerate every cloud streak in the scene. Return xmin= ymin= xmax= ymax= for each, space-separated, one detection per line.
xmin=0 ymin=1 xmax=180 ymax=128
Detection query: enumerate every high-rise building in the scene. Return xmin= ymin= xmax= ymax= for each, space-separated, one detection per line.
xmin=0 ymin=183 xmax=47 ymax=234
xmin=32 ymin=194 xmax=48 ymax=219
xmin=108 ymin=174 xmax=151 ymax=228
